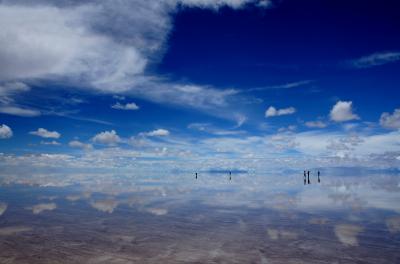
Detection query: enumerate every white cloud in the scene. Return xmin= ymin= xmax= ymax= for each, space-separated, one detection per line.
xmin=111 ymin=102 xmax=139 ymax=110
xmin=145 ymin=129 xmax=170 ymax=137
xmin=330 ymin=101 xmax=359 ymax=122
xmin=380 ymin=108 xmax=400 ymax=130
xmin=40 ymin=140 xmax=61 ymax=145
xmin=350 ymin=51 xmax=400 ymax=68
xmin=0 ymin=106 xmax=40 ymax=117
xmin=92 ymin=130 xmax=121 ymax=145
xmin=177 ymin=0 xmax=265 ymax=9
xmin=188 ymin=123 xmax=245 ymax=135
xmin=305 ymin=120 xmax=327 ymax=128
xmin=0 ymin=1 xmax=267 ymax=119
xmin=265 ymin=106 xmax=296 ymax=117
xmin=0 ymin=124 xmax=12 ymax=139
xmin=0 ymin=82 xmax=40 ymax=117
xmin=0 ymin=81 xmax=30 ymax=104
xmin=29 ymin=128 xmax=61 ymax=138
xmin=69 ymin=140 xmax=93 ymax=150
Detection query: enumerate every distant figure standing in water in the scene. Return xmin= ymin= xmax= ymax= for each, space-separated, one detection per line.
xmin=307 ymin=171 xmax=310 ymax=184
xmin=195 ymin=172 xmax=197 ymax=179
xmin=318 ymin=170 xmax=320 ymax=183
xmin=229 ymin=171 xmax=232 ymax=180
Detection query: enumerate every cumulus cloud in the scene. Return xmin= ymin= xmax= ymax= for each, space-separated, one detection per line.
xmin=305 ymin=120 xmax=327 ymax=128
xmin=111 ymin=102 xmax=139 ymax=110
xmin=350 ymin=51 xmax=400 ymax=68
xmin=92 ymin=130 xmax=121 ymax=145
xmin=380 ymin=108 xmax=400 ymax=130
xmin=265 ymin=106 xmax=296 ymax=117
xmin=29 ymin=128 xmax=61 ymax=138
xmin=69 ymin=140 xmax=93 ymax=150
xmin=330 ymin=101 xmax=359 ymax=122
xmin=0 ymin=124 xmax=12 ymax=139
xmin=145 ymin=129 xmax=170 ymax=137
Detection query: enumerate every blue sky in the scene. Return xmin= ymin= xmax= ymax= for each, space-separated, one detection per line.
xmin=0 ymin=0 xmax=399 ymax=173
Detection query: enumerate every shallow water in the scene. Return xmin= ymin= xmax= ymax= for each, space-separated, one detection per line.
xmin=0 ymin=171 xmax=399 ymax=263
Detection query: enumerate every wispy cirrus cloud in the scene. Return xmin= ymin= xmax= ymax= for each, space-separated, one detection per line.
xmin=349 ymin=51 xmax=400 ymax=68
xmin=245 ymin=80 xmax=314 ymax=92
xmin=0 ymin=105 xmax=40 ymax=117
xmin=0 ymin=0 xmax=269 ymax=121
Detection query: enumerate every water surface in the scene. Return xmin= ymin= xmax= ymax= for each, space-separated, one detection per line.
xmin=0 ymin=171 xmax=399 ymax=263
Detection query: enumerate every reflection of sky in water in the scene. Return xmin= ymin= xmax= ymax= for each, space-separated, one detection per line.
xmin=0 ymin=171 xmax=400 ymax=263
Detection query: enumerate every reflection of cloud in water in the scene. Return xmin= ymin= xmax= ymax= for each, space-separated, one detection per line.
xmin=145 ymin=208 xmax=168 ymax=216
xmin=0 ymin=202 xmax=7 ymax=216
xmin=90 ymin=199 xmax=119 ymax=213
xmin=0 ymin=226 xmax=32 ymax=236
xmin=66 ymin=195 xmax=82 ymax=202
xmin=30 ymin=203 xmax=57 ymax=214
xmin=38 ymin=195 xmax=57 ymax=201
xmin=386 ymin=216 xmax=400 ymax=233
xmin=309 ymin=217 xmax=329 ymax=225
xmin=334 ymin=224 xmax=363 ymax=246
xmin=267 ymin=228 xmax=298 ymax=240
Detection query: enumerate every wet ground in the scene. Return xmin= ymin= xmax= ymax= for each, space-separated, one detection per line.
xmin=0 ymin=170 xmax=399 ymax=263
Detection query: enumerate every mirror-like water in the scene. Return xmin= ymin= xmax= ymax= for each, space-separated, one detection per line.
xmin=0 ymin=171 xmax=399 ymax=263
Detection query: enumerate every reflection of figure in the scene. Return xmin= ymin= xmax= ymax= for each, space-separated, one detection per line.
xmin=195 ymin=172 xmax=197 ymax=179
xmin=304 ymin=177 xmax=306 ymax=185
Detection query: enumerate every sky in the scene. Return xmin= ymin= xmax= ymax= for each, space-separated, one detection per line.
xmin=0 ymin=0 xmax=399 ymax=174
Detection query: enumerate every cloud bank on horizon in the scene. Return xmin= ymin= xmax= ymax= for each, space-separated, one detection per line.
xmin=0 ymin=0 xmax=399 ymax=174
